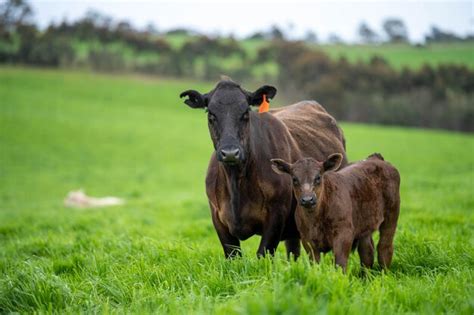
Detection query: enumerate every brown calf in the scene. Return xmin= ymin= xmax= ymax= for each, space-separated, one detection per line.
xmin=271 ymin=153 xmax=400 ymax=271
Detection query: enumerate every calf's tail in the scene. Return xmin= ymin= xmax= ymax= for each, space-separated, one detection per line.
xmin=368 ymin=153 xmax=384 ymax=161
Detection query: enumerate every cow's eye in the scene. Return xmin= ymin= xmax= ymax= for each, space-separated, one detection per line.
xmin=208 ymin=114 xmax=216 ymax=124
xmin=314 ymin=175 xmax=321 ymax=185
xmin=292 ymin=177 xmax=299 ymax=186
xmin=241 ymin=111 xmax=250 ymax=121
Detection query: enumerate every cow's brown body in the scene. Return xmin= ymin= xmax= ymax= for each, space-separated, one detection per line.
xmin=294 ymin=153 xmax=400 ymax=270
xmin=206 ymin=101 xmax=347 ymax=257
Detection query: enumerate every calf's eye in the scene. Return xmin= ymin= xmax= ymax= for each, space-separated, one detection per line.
xmin=292 ymin=177 xmax=299 ymax=186
xmin=314 ymin=175 xmax=321 ymax=185
xmin=242 ymin=111 xmax=250 ymax=121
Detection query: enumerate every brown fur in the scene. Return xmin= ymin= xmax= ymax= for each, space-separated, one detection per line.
xmin=206 ymin=101 xmax=347 ymax=258
xmin=272 ymin=153 xmax=400 ymax=271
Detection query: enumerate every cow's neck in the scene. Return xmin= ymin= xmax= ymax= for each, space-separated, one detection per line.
xmin=221 ymin=113 xmax=271 ymax=228
xmin=222 ymin=157 xmax=253 ymax=228
xmin=224 ymin=165 xmax=241 ymax=228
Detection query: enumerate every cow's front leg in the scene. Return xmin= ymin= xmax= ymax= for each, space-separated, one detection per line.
xmin=210 ymin=203 xmax=241 ymax=258
xmin=257 ymin=206 xmax=284 ymax=258
xmin=285 ymin=238 xmax=301 ymax=260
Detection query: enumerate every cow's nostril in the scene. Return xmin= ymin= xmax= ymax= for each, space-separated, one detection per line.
xmin=221 ymin=148 xmax=240 ymax=161
xmin=231 ymin=148 xmax=240 ymax=158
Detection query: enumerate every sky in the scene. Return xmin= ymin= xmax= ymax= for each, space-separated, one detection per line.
xmin=29 ymin=0 xmax=474 ymax=43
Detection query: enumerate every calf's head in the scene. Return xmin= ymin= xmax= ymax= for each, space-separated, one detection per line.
xmin=180 ymin=79 xmax=276 ymax=166
xmin=271 ymin=153 xmax=343 ymax=210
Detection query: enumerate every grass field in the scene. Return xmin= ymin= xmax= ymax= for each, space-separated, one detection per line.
xmin=0 ymin=67 xmax=473 ymax=314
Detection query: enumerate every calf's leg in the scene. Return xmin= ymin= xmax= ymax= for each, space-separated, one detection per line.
xmin=377 ymin=201 xmax=400 ymax=268
xmin=210 ymin=205 xmax=241 ymax=259
xmin=333 ymin=233 xmax=353 ymax=272
xmin=377 ymin=222 xmax=397 ymax=268
xmin=302 ymin=239 xmax=320 ymax=262
xmin=358 ymin=235 xmax=375 ymax=268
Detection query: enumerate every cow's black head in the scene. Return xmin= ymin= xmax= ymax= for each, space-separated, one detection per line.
xmin=180 ymin=79 xmax=276 ymax=166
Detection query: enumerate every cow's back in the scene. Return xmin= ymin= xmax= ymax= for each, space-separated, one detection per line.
xmin=270 ymin=101 xmax=347 ymax=163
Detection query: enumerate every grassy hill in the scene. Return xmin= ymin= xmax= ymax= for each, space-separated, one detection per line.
xmin=165 ymin=35 xmax=474 ymax=69
xmin=316 ymin=42 xmax=474 ymax=69
xmin=0 ymin=67 xmax=473 ymax=313
xmin=66 ymin=35 xmax=474 ymax=72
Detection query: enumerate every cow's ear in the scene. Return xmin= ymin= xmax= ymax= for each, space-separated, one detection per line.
xmin=323 ymin=153 xmax=343 ymax=173
xmin=271 ymin=158 xmax=291 ymax=175
xmin=247 ymin=85 xmax=277 ymax=106
xmin=180 ymin=90 xmax=208 ymax=109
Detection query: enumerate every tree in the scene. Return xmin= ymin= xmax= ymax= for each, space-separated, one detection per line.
xmin=269 ymin=25 xmax=284 ymax=40
xmin=0 ymin=0 xmax=33 ymax=33
xmin=383 ymin=18 xmax=408 ymax=42
xmin=145 ymin=22 xmax=158 ymax=35
xmin=328 ymin=33 xmax=343 ymax=44
xmin=358 ymin=22 xmax=378 ymax=44
xmin=84 ymin=10 xmax=111 ymax=28
xmin=304 ymin=30 xmax=318 ymax=43
xmin=425 ymin=26 xmax=461 ymax=43
xmin=246 ymin=31 xmax=264 ymax=40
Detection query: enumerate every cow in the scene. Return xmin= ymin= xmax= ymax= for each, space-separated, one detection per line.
xmin=270 ymin=153 xmax=400 ymax=271
xmin=180 ymin=78 xmax=347 ymax=258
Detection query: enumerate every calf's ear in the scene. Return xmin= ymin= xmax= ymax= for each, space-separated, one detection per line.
xmin=180 ymin=90 xmax=208 ymax=109
xmin=247 ymin=85 xmax=277 ymax=106
xmin=270 ymin=159 xmax=291 ymax=175
xmin=323 ymin=153 xmax=343 ymax=173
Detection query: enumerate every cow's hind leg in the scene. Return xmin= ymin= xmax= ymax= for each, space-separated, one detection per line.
xmin=210 ymin=204 xmax=241 ymax=259
xmin=358 ymin=235 xmax=375 ymax=268
xmin=285 ymin=238 xmax=301 ymax=260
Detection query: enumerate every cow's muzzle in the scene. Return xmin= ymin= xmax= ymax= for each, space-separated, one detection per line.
xmin=217 ymin=146 xmax=243 ymax=165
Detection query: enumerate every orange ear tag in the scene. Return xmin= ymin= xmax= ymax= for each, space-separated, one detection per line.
xmin=258 ymin=94 xmax=270 ymax=113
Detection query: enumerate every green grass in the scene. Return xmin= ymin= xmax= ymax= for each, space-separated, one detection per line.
xmin=0 ymin=67 xmax=473 ymax=314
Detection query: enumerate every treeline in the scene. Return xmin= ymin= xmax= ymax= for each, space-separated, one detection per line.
xmin=1 ymin=0 xmax=473 ymax=132
xmin=0 ymin=6 xmax=252 ymax=79
xmin=263 ymin=42 xmax=474 ymax=132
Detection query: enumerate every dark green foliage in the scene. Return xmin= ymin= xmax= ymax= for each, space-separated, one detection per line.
xmin=263 ymin=41 xmax=474 ymax=132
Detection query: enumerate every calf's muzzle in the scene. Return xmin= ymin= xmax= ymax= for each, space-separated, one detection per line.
xmin=300 ymin=195 xmax=317 ymax=208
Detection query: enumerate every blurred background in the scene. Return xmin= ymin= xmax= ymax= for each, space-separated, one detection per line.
xmin=1 ymin=0 xmax=473 ymax=132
